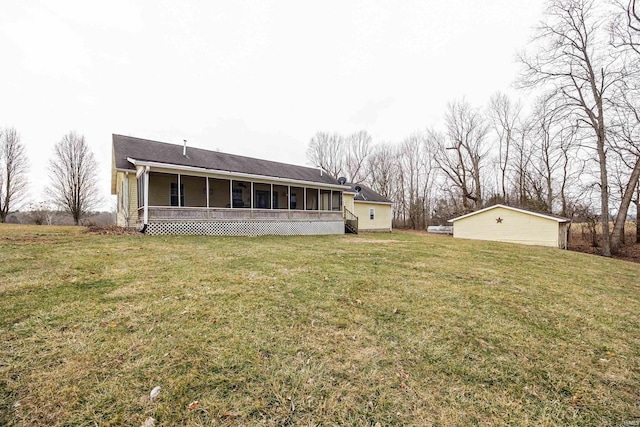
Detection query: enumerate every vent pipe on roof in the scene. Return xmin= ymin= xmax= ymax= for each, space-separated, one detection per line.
xmin=183 ymin=140 xmax=187 ymax=156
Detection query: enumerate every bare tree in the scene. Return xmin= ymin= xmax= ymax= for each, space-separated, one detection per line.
xmin=0 ymin=127 xmax=29 ymax=223
xmin=518 ymin=0 xmax=631 ymax=256
xmin=46 ymin=132 xmax=101 ymax=225
xmin=395 ymin=133 xmax=435 ymax=229
xmin=608 ymin=85 xmax=640 ymax=247
xmin=306 ymin=132 xmax=344 ymax=179
xmin=612 ymin=0 xmax=640 ymax=54
xmin=488 ymin=93 xmax=521 ymax=203
xmin=345 ymin=130 xmax=372 ymax=183
xmin=431 ymin=100 xmax=489 ymax=211
xmin=608 ymin=0 xmax=640 ymax=247
xmin=509 ymin=116 xmax=535 ymax=208
xmin=527 ymin=95 xmax=585 ymax=214
xmin=367 ymin=143 xmax=399 ymax=200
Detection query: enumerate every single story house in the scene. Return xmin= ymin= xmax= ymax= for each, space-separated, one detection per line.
xmin=343 ymin=183 xmax=392 ymax=233
xmin=448 ymin=204 xmax=570 ymax=249
xmin=111 ymin=135 xmax=390 ymax=236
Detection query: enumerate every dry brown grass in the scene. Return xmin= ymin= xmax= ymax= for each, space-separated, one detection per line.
xmin=569 ymin=221 xmax=640 ymax=263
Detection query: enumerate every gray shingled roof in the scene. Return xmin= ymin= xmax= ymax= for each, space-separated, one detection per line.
xmin=113 ymin=134 xmax=341 ymax=186
xmin=347 ymin=183 xmax=392 ymax=204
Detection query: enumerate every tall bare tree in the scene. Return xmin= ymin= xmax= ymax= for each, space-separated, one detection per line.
xmin=396 ymin=133 xmax=434 ymax=229
xmin=0 ymin=127 xmax=29 ymax=223
xmin=431 ymin=100 xmax=489 ymax=211
xmin=488 ymin=93 xmax=521 ymax=203
xmin=306 ymin=132 xmax=344 ymax=179
xmin=47 ymin=132 xmax=100 ymax=225
xmin=527 ymin=95 xmax=585 ymax=215
xmin=367 ymin=143 xmax=398 ymax=200
xmin=609 ymin=85 xmax=640 ymax=247
xmin=609 ymin=1 xmax=640 ymax=247
xmin=519 ymin=0 xmax=631 ymax=256
xmin=345 ymin=130 xmax=372 ymax=183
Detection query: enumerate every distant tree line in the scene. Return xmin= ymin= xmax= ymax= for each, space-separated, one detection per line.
xmin=306 ymin=0 xmax=640 ymax=256
xmin=0 ymin=128 xmax=102 ymax=226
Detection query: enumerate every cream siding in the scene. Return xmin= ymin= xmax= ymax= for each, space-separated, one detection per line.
xmin=452 ymin=206 xmax=563 ymax=248
xmin=354 ymin=201 xmax=392 ymax=232
xmin=343 ymin=193 xmax=355 ymax=212
xmin=115 ymin=171 xmax=138 ymax=227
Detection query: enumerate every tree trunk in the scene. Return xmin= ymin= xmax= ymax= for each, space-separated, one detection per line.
xmin=636 ymin=183 xmax=640 ymax=243
xmin=597 ymin=141 xmax=612 ymax=257
xmin=611 ymin=157 xmax=640 ymax=251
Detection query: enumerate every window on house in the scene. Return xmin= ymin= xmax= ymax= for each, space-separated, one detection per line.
xmin=369 ymin=208 xmax=375 ymax=220
xmin=170 ymin=183 xmax=184 ymax=206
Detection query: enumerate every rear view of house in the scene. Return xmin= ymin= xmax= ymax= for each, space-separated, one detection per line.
xmin=448 ymin=204 xmax=569 ymax=249
xmin=112 ymin=135 xmax=350 ymax=236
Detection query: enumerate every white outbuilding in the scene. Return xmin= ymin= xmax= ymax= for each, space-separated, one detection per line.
xmin=448 ymin=204 xmax=570 ymax=249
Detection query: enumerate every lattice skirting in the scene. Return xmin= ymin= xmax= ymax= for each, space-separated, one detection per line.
xmin=144 ymin=220 xmax=345 ymax=236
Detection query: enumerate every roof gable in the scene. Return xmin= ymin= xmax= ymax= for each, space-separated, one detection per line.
xmin=448 ymin=204 xmax=570 ymax=223
xmin=112 ymin=134 xmax=341 ymax=186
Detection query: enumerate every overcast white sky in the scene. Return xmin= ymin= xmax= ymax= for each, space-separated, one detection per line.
xmin=0 ymin=0 xmax=545 ymax=210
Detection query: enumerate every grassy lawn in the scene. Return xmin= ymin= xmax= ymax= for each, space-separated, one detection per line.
xmin=1 ymin=224 xmax=639 ymax=426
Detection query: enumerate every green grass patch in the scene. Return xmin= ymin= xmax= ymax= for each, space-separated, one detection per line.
xmin=1 ymin=224 xmax=639 ymax=426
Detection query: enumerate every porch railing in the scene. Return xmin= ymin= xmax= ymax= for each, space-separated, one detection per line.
xmin=146 ymin=206 xmax=342 ymax=221
xmin=344 ymin=207 xmax=358 ymax=234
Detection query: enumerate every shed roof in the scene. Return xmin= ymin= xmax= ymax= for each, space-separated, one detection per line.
xmin=346 ymin=183 xmax=392 ymax=204
xmin=112 ymin=134 xmax=341 ymax=186
xmin=448 ymin=204 xmax=570 ymax=223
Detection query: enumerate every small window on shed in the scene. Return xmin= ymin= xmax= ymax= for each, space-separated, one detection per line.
xmin=369 ymin=208 xmax=375 ymax=220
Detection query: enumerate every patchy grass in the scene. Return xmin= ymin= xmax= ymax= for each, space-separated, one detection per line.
xmin=1 ymin=224 xmax=639 ymax=426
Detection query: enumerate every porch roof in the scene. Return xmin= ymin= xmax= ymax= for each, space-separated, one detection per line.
xmin=113 ymin=134 xmax=342 ymax=187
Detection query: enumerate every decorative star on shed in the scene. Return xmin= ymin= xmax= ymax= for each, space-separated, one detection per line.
xmin=496 ymin=217 xmax=503 ymax=223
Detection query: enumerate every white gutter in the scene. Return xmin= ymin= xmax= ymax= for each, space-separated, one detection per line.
xmin=353 ymin=200 xmax=393 ymax=206
xmin=126 ymin=157 xmax=350 ymax=191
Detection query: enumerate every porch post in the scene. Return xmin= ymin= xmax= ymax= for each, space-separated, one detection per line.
xmin=288 ymin=185 xmax=291 ymax=210
xmin=124 ymin=172 xmax=129 ymax=219
xmin=330 ymin=190 xmax=333 ymax=211
xmin=250 ymin=182 xmax=254 ymax=209
xmin=177 ymin=174 xmax=182 ymax=207
xmin=143 ymin=166 xmax=150 ymax=224
xmin=230 ymin=179 xmax=233 ymax=208
xmin=206 ymin=177 xmax=209 ymax=209
xmin=270 ymin=183 xmax=273 ymax=209
xmin=304 ymin=187 xmax=307 ymax=210
xmin=317 ymin=188 xmax=320 ymax=210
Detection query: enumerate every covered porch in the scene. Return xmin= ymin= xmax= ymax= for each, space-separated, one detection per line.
xmin=135 ymin=168 xmax=346 ymax=235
